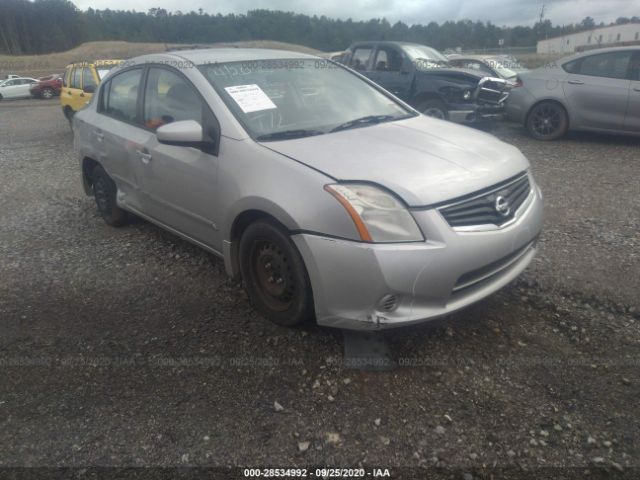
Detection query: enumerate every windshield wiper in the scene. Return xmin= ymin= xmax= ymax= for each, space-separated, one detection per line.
xmin=330 ymin=115 xmax=397 ymax=133
xmin=256 ymin=129 xmax=325 ymax=141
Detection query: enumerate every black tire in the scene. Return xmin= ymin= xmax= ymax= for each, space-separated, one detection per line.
xmin=91 ymin=165 xmax=128 ymax=227
xmin=63 ymin=106 xmax=74 ymax=122
xmin=41 ymin=88 xmax=55 ymax=99
xmin=239 ymin=219 xmax=314 ymax=327
xmin=526 ymin=101 xmax=568 ymax=141
xmin=417 ymin=99 xmax=449 ymax=120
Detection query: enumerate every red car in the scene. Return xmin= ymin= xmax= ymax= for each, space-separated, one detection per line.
xmin=30 ymin=74 xmax=63 ymax=99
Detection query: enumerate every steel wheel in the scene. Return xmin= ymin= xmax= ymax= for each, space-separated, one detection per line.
xmin=526 ymin=102 xmax=568 ymax=141
xmin=251 ymin=241 xmax=295 ymax=312
xmin=91 ymin=165 xmax=128 ymax=227
xmin=239 ymin=219 xmax=314 ymax=327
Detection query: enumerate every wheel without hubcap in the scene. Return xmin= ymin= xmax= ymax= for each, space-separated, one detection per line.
xmin=526 ymin=102 xmax=568 ymax=141
xmin=239 ymin=219 xmax=314 ymax=327
xmin=92 ymin=165 xmax=128 ymax=227
xmin=41 ymin=88 xmax=54 ymax=99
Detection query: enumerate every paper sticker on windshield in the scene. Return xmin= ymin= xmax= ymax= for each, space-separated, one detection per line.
xmin=224 ymin=84 xmax=277 ymax=113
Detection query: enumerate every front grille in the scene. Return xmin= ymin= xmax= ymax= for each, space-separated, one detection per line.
xmin=439 ymin=173 xmax=531 ymax=228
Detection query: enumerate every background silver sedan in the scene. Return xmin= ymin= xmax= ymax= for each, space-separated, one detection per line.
xmin=506 ymin=47 xmax=640 ymax=140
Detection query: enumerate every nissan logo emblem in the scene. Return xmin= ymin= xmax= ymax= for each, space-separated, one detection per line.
xmin=495 ymin=195 xmax=511 ymax=216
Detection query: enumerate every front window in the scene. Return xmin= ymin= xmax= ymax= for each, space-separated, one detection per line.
xmin=143 ymin=67 xmax=203 ymax=131
xmin=199 ymin=59 xmax=413 ymax=140
xmin=402 ymin=45 xmax=450 ymax=69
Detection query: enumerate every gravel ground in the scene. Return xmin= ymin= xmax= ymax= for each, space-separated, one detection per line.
xmin=0 ymin=98 xmax=639 ymax=478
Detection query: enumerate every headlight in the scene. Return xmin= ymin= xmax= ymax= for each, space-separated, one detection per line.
xmin=324 ymin=184 xmax=424 ymax=243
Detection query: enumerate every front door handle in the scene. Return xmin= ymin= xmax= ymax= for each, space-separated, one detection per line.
xmin=567 ymin=80 xmax=584 ymax=85
xmin=634 ymin=87 xmax=640 ymax=92
xmin=136 ymin=149 xmax=153 ymax=164
xmin=93 ymin=130 xmax=104 ymax=141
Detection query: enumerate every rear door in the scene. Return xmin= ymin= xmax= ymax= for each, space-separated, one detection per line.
xmin=17 ymin=79 xmax=36 ymax=97
xmin=624 ymin=50 xmax=640 ymax=132
xmin=62 ymin=66 xmax=86 ymax=111
xmin=135 ymin=66 xmax=221 ymax=247
xmin=366 ymin=45 xmax=413 ymax=101
xmin=93 ymin=67 xmax=146 ymax=212
xmin=563 ymin=50 xmax=632 ymax=131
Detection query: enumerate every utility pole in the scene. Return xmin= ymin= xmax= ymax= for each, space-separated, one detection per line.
xmin=538 ymin=4 xmax=546 ymax=40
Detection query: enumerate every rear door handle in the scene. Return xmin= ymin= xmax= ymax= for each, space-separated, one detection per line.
xmin=93 ymin=130 xmax=104 ymax=141
xmin=634 ymin=87 xmax=640 ymax=92
xmin=136 ymin=149 xmax=153 ymax=164
xmin=567 ymin=80 xmax=584 ymax=85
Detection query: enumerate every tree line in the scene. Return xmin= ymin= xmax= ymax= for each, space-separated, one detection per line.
xmin=1 ymin=0 xmax=638 ymax=55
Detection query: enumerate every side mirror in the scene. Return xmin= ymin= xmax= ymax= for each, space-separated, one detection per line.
xmin=157 ymin=120 xmax=206 ymax=147
xmin=83 ymin=85 xmax=95 ymax=94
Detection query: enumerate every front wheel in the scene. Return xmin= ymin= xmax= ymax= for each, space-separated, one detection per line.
xmin=239 ymin=219 xmax=314 ymax=327
xmin=417 ymin=99 xmax=449 ymax=120
xmin=526 ymin=101 xmax=568 ymax=141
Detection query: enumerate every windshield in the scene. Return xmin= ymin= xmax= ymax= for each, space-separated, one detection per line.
xmin=402 ymin=45 xmax=450 ymax=69
xmin=199 ymin=59 xmax=413 ymax=140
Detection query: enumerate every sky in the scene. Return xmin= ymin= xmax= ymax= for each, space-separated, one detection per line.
xmin=72 ymin=0 xmax=640 ymax=27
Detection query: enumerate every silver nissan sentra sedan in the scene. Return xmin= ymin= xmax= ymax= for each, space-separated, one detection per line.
xmin=73 ymin=48 xmax=544 ymax=330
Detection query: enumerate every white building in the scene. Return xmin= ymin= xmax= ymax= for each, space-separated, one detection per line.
xmin=537 ymin=23 xmax=640 ymax=54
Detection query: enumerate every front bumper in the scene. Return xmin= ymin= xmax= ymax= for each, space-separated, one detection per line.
xmin=448 ymin=103 xmax=506 ymax=124
xmin=293 ymin=183 xmax=543 ymax=330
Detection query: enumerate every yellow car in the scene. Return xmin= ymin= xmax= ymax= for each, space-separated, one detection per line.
xmin=61 ymin=60 xmax=122 ymax=120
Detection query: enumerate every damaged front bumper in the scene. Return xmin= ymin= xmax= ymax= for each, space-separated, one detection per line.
xmin=292 ymin=184 xmax=543 ymax=330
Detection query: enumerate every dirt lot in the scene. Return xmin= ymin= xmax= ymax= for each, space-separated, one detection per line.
xmin=0 ymin=98 xmax=638 ymax=478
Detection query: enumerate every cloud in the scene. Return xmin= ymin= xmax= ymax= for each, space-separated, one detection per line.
xmin=73 ymin=0 xmax=639 ymax=27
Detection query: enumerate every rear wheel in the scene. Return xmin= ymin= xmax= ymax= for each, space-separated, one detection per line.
xmin=41 ymin=88 xmax=55 ymax=99
xmin=526 ymin=101 xmax=568 ymax=140
xmin=417 ymin=99 xmax=449 ymax=120
xmin=91 ymin=165 xmax=128 ymax=227
xmin=239 ymin=219 xmax=314 ymax=327
xmin=63 ymin=106 xmax=74 ymax=122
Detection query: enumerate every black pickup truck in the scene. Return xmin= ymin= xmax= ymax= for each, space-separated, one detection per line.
xmin=340 ymin=41 xmax=510 ymax=124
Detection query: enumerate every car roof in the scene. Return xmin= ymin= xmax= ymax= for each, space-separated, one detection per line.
xmin=348 ymin=41 xmax=431 ymax=49
xmin=131 ymin=48 xmax=318 ymax=66
xmin=66 ymin=59 xmax=123 ymax=68
xmin=559 ymin=46 xmax=640 ymax=63
xmin=1 ymin=77 xmax=36 ymax=81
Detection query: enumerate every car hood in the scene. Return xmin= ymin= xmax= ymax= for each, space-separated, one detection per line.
xmin=418 ymin=67 xmax=485 ymax=81
xmin=261 ymin=115 xmax=530 ymax=207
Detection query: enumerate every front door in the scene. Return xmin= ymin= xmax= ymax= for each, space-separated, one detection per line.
xmin=136 ymin=66 xmax=221 ymax=248
xmin=366 ymin=45 xmax=413 ymax=101
xmin=0 ymin=79 xmax=29 ymax=98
